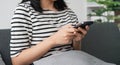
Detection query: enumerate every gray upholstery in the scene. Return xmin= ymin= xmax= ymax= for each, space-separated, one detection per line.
xmin=0 ymin=29 xmax=12 ymax=65
xmin=0 ymin=55 xmax=5 ymax=65
xmin=82 ymin=23 xmax=120 ymax=65
xmin=0 ymin=23 xmax=120 ymax=65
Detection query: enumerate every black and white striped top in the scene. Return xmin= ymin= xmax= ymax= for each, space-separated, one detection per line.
xmin=10 ymin=1 xmax=79 ymax=58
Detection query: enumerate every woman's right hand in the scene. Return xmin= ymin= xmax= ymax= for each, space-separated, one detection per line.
xmin=49 ymin=24 xmax=77 ymax=45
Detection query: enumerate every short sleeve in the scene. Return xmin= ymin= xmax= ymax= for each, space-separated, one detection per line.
xmin=10 ymin=3 xmax=32 ymax=57
xmin=68 ymin=8 xmax=79 ymax=24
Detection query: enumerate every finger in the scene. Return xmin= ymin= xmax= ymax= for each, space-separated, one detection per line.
xmin=77 ymin=27 xmax=87 ymax=36
xmin=85 ymin=25 xmax=89 ymax=31
xmin=74 ymin=33 xmax=83 ymax=41
xmin=65 ymin=36 xmax=74 ymax=40
xmin=66 ymin=27 xmax=77 ymax=33
xmin=75 ymin=32 xmax=83 ymax=38
xmin=64 ymin=34 xmax=75 ymax=41
xmin=63 ymin=33 xmax=75 ymax=37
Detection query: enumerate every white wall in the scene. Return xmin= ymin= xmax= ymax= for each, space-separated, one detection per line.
xmin=0 ymin=0 xmax=87 ymax=29
xmin=0 ymin=0 xmax=20 ymax=29
xmin=65 ymin=0 xmax=87 ymax=23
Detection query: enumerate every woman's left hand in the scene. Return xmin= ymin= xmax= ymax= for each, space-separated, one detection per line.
xmin=73 ymin=26 xmax=89 ymax=42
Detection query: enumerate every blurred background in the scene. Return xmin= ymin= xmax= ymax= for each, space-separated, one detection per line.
xmin=87 ymin=0 xmax=120 ymax=28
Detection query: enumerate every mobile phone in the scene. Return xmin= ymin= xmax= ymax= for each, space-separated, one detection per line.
xmin=73 ymin=21 xmax=94 ymax=29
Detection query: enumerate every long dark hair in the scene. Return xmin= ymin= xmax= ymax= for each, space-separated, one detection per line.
xmin=21 ymin=0 xmax=68 ymax=13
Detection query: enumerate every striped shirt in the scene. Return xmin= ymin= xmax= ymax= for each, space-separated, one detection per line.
xmin=10 ymin=1 xmax=79 ymax=58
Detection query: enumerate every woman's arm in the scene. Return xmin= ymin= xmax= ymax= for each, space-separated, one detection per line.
xmin=73 ymin=41 xmax=81 ymax=50
xmin=12 ymin=37 xmax=55 ymax=65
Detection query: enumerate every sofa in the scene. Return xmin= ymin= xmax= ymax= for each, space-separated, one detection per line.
xmin=0 ymin=23 xmax=120 ymax=65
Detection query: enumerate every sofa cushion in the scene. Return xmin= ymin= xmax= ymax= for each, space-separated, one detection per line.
xmin=82 ymin=23 xmax=120 ymax=65
xmin=0 ymin=54 xmax=5 ymax=65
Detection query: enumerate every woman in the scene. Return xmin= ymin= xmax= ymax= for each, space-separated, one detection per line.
xmin=10 ymin=0 xmax=115 ymax=65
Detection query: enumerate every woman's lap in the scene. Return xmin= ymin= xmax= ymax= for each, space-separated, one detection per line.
xmin=34 ymin=50 xmax=116 ymax=65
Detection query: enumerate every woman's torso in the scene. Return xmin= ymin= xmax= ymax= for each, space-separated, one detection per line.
xmin=10 ymin=1 xmax=79 ymax=58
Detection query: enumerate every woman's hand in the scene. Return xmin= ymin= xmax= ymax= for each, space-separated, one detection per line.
xmin=73 ymin=26 xmax=89 ymax=42
xmin=72 ymin=26 xmax=89 ymax=50
xmin=49 ymin=24 xmax=77 ymax=46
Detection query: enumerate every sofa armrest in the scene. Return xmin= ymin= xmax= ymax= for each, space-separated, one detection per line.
xmin=0 ymin=29 xmax=12 ymax=65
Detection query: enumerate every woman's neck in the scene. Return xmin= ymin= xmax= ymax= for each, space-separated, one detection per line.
xmin=41 ymin=0 xmax=57 ymax=11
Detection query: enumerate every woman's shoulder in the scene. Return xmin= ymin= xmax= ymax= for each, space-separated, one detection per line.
xmin=18 ymin=1 xmax=31 ymax=8
xmin=15 ymin=1 xmax=31 ymax=11
xmin=12 ymin=1 xmax=33 ymax=14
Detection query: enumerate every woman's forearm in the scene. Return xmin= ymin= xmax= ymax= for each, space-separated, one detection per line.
xmin=73 ymin=40 xmax=81 ymax=50
xmin=12 ymin=37 xmax=55 ymax=65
